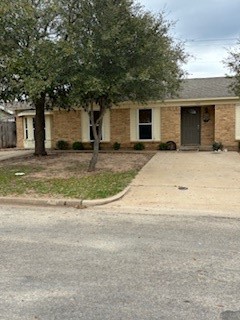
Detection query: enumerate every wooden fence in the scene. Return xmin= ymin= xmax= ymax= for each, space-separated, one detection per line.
xmin=0 ymin=121 xmax=16 ymax=148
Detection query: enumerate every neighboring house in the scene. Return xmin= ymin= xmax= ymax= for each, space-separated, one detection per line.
xmin=0 ymin=105 xmax=15 ymax=122
xmin=15 ymin=77 xmax=240 ymax=151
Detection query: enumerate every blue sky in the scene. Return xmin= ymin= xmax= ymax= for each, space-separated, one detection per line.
xmin=138 ymin=0 xmax=240 ymax=78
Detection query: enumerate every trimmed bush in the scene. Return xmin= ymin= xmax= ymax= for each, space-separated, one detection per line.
xmin=72 ymin=141 xmax=84 ymax=150
xmin=56 ymin=140 xmax=69 ymax=150
xmin=159 ymin=142 xmax=168 ymax=150
xmin=212 ymin=141 xmax=223 ymax=151
xmin=113 ymin=142 xmax=121 ymax=150
xmin=134 ymin=142 xmax=145 ymax=150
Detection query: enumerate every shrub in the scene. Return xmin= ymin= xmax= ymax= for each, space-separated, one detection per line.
xmin=134 ymin=142 xmax=145 ymax=150
xmin=159 ymin=141 xmax=177 ymax=151
xmin=56 ymin=140 xmax=69 ymax=150
xmin=212 ymin=141 xmax=223 ymax=151
xmin=72 ymin=141 xmax=84 ymax=150
xmin=159 ymin=142 xmax=168 ymax=150
xmin=113 ymin=142 xmax=121 ymax=150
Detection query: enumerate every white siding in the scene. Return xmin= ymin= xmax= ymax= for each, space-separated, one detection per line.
xmin=235 ymin=105 xmax=240 ymax=139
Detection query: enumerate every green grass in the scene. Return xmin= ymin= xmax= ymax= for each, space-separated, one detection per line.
xmin=0 ymin=165 xmax=136 ymax=199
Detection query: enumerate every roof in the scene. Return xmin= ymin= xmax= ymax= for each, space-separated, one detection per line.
xmin=176 ymin=77 xmax=236 ymax=100
xmin=0 ymin=105 xmax=14 ymax=115
xmin=5 ymin=101 xmax=33 ymax=111
xmin=3 ymin=77 xmax=238 ymax=110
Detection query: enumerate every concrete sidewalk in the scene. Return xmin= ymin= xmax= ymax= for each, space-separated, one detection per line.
xmin=111 ymin=151 xmax=240 ymax=214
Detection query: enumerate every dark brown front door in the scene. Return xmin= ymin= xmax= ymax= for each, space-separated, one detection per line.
xmin=181 ymin=107 xmax=201 ymax=145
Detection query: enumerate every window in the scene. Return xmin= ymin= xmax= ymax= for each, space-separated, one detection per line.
xmin=33 ymin=117 xmax=35 ymax=140
xmin=24 ymin=118 xmax=28 ymax=139
xmin=138 ymin=109 xmax=152 ymax=140
xmin=89 ymin=111 xmax=102 ymax=141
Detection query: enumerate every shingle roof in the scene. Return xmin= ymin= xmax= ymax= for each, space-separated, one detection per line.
xmin=4 ymin=101 xmax=33 ymax=111
xmin=176 ymin=77 xmax=236 ymax=100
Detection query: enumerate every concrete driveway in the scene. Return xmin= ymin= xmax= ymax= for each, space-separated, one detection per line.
xmin=0 ymin=149 xmax=32 ymax=161
xmin=113 ymin=151 xmax=240 ymax=214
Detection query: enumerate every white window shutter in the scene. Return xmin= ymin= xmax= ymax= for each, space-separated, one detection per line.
xmin=152 ymin=107 xmax=161 ymax=141
xmin=235 ymin=105 xmax=240 ymax=140
xmin=130 ymin=109 xmax=137 ymax=141
xmin=81 ymin=110 xmax=90 ymax=142
xmin=103 ymin=109 xmax=110 ymax=142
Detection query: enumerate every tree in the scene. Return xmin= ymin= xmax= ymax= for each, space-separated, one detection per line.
xmin=225 ymin=43 xmax=240 ymax=96
xmin=0 ymin=0 xmax=73 ymax=155
xmin=58 ymin=0 xmax=187 ymax=171
xmin=1 ymin=0 xmax=187 ymax=169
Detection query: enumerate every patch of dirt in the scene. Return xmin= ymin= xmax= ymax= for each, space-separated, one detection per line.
xmin=2 ymin=151 xmax=155 ymax=179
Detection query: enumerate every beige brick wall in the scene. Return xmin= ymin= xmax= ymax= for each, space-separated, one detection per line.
xmin=200 ymin=106 xmax=214 ymax=145
xmin=19 ymin=104 xmax=237 ymax=151
xmin=215 ymin=104 xmax=238 ymax=150
xmin=110 ymin=108 xmax=130 ymax=147
xmin=16 ymin=116 xmax=24 ymax=149
xmin=161 ymin=106 xmax=180 ymax=147
xmin=52 ymin=110 xmax=81 ymax=146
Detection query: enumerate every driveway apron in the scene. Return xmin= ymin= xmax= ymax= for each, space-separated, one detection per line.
xmin=115 ymin=151 xmax=240 ymax=214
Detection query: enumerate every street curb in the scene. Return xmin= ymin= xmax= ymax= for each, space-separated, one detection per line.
xmin=82 ymin=185 xmax=131 ymax=207
xmin=0 ymin=186 xmax=131 ymax=209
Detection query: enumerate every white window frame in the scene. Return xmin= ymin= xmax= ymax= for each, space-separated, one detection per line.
xmin=82 ymin=109 xmax=110 ymax=143
xmin=138 ymin=108 xmax=153 ymax=141
xmin=89 ymin=110 xmax=104 ymax=141
xmin=24 ymin=118 xmax=28 ymax=140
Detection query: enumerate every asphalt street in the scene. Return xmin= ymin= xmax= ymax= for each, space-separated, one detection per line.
xmin=0 ymin=204 xmax=240 ymax=320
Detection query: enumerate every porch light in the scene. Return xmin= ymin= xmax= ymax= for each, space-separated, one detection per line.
xmin=203 ymin=107 xmax=210 ymax=122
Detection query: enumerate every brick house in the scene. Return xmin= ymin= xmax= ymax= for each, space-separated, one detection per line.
xmin=15 ymin=77 xmax=240 ymax=151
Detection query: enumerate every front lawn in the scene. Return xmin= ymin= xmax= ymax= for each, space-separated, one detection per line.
xmin=0 ymin=152 xmax=153 ymax=199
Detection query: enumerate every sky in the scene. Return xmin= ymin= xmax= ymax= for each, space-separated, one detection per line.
xmin=138 ymin=0 xmax=240 ymax=79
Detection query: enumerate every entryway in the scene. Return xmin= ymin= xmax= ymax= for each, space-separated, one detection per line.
xmin=181 ymin=107 xmax=201 ymax=146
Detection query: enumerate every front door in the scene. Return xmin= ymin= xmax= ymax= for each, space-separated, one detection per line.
xmin=181 ymin=107 xmax=201 ymax=145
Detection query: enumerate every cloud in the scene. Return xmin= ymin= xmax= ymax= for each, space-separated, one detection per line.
xmin=139 ymin=0 xmax=240 ymax=39
xmin=138 ymin=0 xmax=240 ymax=77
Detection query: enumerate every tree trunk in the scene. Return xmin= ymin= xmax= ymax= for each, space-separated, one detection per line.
xmin=34 ymin=93 xmax=47 ymax=156
xmin=87 ymin=101 xmax=106 ymax=172
xmin=88 ymin=138 xmax=100 ymax=172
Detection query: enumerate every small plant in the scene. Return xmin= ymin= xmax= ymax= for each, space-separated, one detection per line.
xmin=113 ymin=142 xmax=121 ymax=150
xmin=72 ymin=141 xmax=84 ymax=150
xmin=212 ymin=141 xmax=223 ymax=151
xmin=134 ymin=142 xmax=145 ymax=150
xmin=56 ymin=140 xmax=69 ymax=150
xmin=159 ymin=142 xmax=168 ymax=150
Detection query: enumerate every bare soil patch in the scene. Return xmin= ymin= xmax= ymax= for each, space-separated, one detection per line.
xmin=1 ymin=151 xmax=154 ymax=179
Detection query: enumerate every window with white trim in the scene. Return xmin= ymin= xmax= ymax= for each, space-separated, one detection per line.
xmin=138 ymin=109 xmax=152 ymax=140
xmin=24 ymin=117 xmax=35 ymax=140
xmin=89 ymin=111 xmax=102 ymax=141
xmin=24 ymin=118 xmax=28 ymax=139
